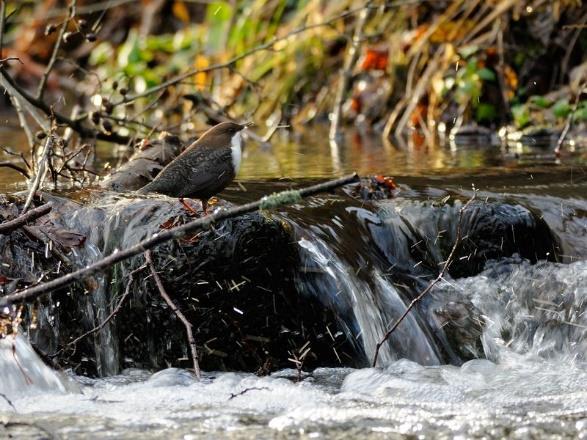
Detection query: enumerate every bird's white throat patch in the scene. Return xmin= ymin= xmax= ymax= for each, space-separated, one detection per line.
xmin=231 ymin=131 xmax=242 ymax=175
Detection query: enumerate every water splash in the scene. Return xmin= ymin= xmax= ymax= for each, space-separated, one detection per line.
xmin=296 ymin=234 xmax=441 ymax=367
xmin=0 ymin=334 xmax=78 ymax=404
xmin=456 ymin=259 xmax=587 ymax=361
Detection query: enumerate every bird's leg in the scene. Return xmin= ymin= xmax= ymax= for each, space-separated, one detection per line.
xmin=201 ymin=198 xmax=209 ymax=215
xmin=179 ymin=197 xmax=199 ymax=216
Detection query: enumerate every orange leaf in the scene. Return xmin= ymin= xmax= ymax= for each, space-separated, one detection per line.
xmin=504 ymin=65 xmax=518 ymax=90
xmin=360 ymin=47 xmax=389 ymax=71
xmin=409 ymin=102 xmax=427 ymax=128
xmin=194 ymin=55 xmax=210 ymax=90
xmin=172 ymin=1 xmax=190 ymax=23
xmin=350 ymin=96 xmax=361 ymax=113
xmin=160 ymin=216 xmax=181 ymax=230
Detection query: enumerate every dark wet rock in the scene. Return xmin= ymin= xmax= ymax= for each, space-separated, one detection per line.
xmin=449 ymin=124 xmax=498 ymax=146
xmin=106 ymin=201 xmax=357 ymax=374
xmin=0 ymin=184 xmax=566 ymax=375
xmin=376 ymin=197 xmax=560 ymax=279
xmin=507 ymin=126 xmax=561 ymax=147
xmin=425 ymin=293 xmax=485 ymax=360
xmin=454 ymin=201 xmax=560 ymax=277
xmin=1 ymin=192 xmax=360 ymax=376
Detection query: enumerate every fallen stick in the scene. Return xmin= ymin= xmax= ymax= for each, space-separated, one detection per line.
xmin=0 ymin=203 xmax=53 ymax=235
xmin=0 ymin=173 xmax=359 ymax=306
xmin=146 ymin=250 xmax=201 ymax=379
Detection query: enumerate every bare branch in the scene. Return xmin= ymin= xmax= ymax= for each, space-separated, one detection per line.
xmin=146 ymin=250 xmax=201 ymax=378
xmin=372 ymin=195 xmax=476 ymax=368
xmin=0 ymin=203 xmax=53 ymax=235
xmin=0 ymin=67 xmax=130 ymax=144
xmin=37 ymin=0 xmax=77 ymax=100
xmin=21 ymin=135 xmax=53 ymax=214
xmin=0 ymin=162 xmax=30 ymax=178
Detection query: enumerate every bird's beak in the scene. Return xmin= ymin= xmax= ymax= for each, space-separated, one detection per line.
xmin=242 ymin=121 xmax=255 ymax=129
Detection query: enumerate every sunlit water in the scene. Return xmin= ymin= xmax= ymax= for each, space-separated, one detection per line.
xmin=2 ymin=259 xmax=587 ymax=438
xmin=1 ymin=120 xmax=587 ymax=438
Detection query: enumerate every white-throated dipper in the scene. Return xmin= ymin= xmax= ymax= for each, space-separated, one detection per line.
xmin=138 ymin=121 xmax=247 ymax=214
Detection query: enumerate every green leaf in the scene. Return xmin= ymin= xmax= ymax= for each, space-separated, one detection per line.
xmin=117 ymin=30 xmax=142 ymax=68
xmin=512 ymin=104 xmax=530 ymax=128
xmin=458 ymin=45 xmax=479 ymax=59
xmin=205 ymin=1 xmax=234 ymax=53
xmin=553 ymin=100 xmax=571 ymax=118
xmin=475 ymin=103 xmax=496 ymax=121
xmin=89 ymin=42 xmax=114 ymax=66
xmin=529 ymin=95 xmax=551 ymax=108
xmin=573 ymin=102 xmax=587 ymax=121
xmin=477 ymin=68 xmax=496 ymax=82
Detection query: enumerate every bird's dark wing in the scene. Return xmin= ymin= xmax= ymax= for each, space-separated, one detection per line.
xmin=179 ymin=147 xmax=235 ymax=199
xmin=140 ymin=146 xmax=234 ymax=199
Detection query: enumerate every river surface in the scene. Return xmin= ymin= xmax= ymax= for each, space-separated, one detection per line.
xmin=1 ymin=123 xmax=586 ymax=438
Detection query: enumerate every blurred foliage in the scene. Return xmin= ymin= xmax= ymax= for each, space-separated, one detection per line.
xmin=3 ymin=0 xmax=587 ymax=141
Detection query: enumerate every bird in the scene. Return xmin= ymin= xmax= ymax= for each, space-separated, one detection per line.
xmin=138 ymin=121 xmax=247 ymax=214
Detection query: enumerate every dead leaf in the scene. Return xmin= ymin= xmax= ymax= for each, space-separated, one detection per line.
xmin=360 ymin=47 xmax=389 ymax=71
xmin=38 ymin=226 xmax=86 ymax=248
xmin=160 ymin=216 xmax=181 ymax=230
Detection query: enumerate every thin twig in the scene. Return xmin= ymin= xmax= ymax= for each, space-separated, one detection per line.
xmin=228 ymin=387 xmax=269 ymax=400
xmin=0 ymin=162 xmax=30 ymax=178
xmin=0 ymin=203 xmax=52 ymax=235
xmin=0 ymin=67 xmax=129 ymax=144
xmin=145 ymin=250 xmax=201 ymax=378
xmin=0 ymin=174 xmax=359 ymax=306
xmin=22 ymin=224 xmax=72 ymax=267
xmin=0 ymin=1 xmax=34 ymax=150
xmin=555 ymin=83 xmax=584 ymax=156
xmin=37 ymin=0 xmax=77 ymax=100
xmin=21 ymin=135 xmax=53 ymax=215
xmin=0 ymin=392 xmax=16 ymax=411
xmin=1 ymin=146 xmax=31 ymax=170
xmin=372 ymin=195 xmax=476 ymax=367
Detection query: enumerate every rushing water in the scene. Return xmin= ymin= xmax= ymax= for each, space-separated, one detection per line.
xmin=1 ymin=122 xmax=587 ymax=438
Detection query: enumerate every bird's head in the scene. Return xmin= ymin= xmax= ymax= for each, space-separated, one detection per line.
xmin=204 ymin=121 xmax=245 ymax=137
xmin=198 ymin=121 xmax=249 ymax=151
